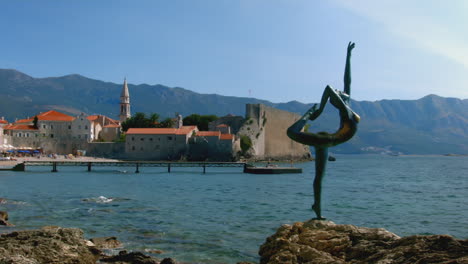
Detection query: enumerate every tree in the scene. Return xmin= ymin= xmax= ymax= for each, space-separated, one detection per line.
xmin=158 ymin=117 xmax=175 ymax=128
xmin=121 ymin=112 xmax=160 ymax=132
xmin=33 ymin=116 xmax=39 ymax=129
xmin=240 ymin=135 xmax=252 ymax=154
xmin=183 ymin=114 xmax=218 ymax=131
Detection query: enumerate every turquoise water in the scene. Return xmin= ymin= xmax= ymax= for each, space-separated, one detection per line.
xmin=0 ymin=155 xmax=467 ymax=263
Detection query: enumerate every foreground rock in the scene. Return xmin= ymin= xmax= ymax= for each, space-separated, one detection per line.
xmin=259 ymin=220 xmax=468 ymax=264
xmin=0 ymin=226 xmax=176 ymax=264
xmin=0 ymin=226 xmax=99 ymax=264
xmin=99 ymin=250 xmax=161 ymax=264
xmin=0 ymin=210 xmax=14 ymax=226
xmin=90 ymin=236 xmax=123 ymax=250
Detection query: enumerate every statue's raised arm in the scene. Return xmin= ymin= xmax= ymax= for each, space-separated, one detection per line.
xmin=343 ymin=41 xmax=355 ymax=100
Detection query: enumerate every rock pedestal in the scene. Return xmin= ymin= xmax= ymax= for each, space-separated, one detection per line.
xmin=259 ymin=220 xmax=468 ymax=264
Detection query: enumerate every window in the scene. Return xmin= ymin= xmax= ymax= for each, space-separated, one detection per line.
xmin=84 ymin=134 xmax=88 ymax=139
xmin=150 ymin=138 xmax=153 ymax=141
xmin=140 ymin=138 xmax=144 ymax=141
xmin=51 ymin=125 xmax=54 ymax=129
xmin=132 ymin=137 xmax=135 ymax=141
xmin=42 ymin=125 xmax=46 ymax=129
xmin=68 ymin=125 xmax=71 ymax=129
xmin=50 ymin=134 xmax=54 ymax=138
xmin=26 ymin=133 xmax=29 ymax=137
xmin=85 ymin=125 xmax=88 ymax=129
xmin=132 ymin=146 xmax=135 ymax=151
xmin=168 ymin=136 xmax=172 ymax=140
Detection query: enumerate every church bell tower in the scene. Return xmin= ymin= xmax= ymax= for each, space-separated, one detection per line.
xmin=119 ymin=78 xmax=131 ymax=122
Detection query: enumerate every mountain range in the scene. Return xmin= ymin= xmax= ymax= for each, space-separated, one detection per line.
xmin=1 ymin=69 xmax=467 ymax=154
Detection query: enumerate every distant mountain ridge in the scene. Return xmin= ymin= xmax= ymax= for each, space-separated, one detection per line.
xmin=1 ymin=69 xmax=467 ymax=154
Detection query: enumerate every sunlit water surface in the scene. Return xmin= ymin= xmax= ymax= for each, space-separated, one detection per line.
xmin=0 ymin=155 xmax=467 ymax=263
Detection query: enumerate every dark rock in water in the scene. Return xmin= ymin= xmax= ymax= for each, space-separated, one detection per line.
xmin=259 ymin=220 xmax=468 ymax=264
xmin=99 ymin=250 xmax=160 ymax=263
xmin=90 ymin=236 xmax=123 ymax=249
xmin=328 ymin=155 xmax=336 ymax=161
xmin=0 ymin=210 xmax=8 ymax=221
xmin=160 ymin=258 xmax=177 ymax=264
xmin=0 ymin=226 xmax=99 ymax=264
xmin=0 ymin=210 xmax=14 ymax=226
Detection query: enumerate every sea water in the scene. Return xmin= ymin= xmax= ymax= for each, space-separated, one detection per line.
xmin=0 ymin=155 xmax=467 ymax=263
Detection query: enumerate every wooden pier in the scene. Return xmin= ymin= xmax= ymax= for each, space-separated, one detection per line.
xmin=20 ymin=160 xmax=247 ymax=173
xmin=3 ymin=160 xmax=303 ymax=174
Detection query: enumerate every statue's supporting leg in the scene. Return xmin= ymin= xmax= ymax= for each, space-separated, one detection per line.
xmin=312 ymin=147 xmax=328 ymax=220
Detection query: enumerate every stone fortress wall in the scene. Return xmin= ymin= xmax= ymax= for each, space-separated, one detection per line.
xmin=237 ymin=104 xmax=311 ymax=160
xmin=87 ymin=142 xmax=125 ymax=159
xmin=5 ymin=134 xmax=89 ymax=154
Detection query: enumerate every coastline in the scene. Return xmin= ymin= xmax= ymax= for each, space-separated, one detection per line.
xmin=0 ymin=156 xmax=120 ymax=169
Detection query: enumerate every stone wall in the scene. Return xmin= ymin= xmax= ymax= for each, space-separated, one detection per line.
xmin=125 ymin=134 xmax=190 ymax=160
xmin=86 ymin=142 xmax=125 ymax=159
xmin=8 ymin=135 xmax=88 ymax=154
xmin=188 ymin=136 xmax=234 ymax=161
xmin=238 ymin=104 xmax=310 ymax=160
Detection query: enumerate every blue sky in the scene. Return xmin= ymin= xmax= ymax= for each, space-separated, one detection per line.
xmin=1 ymin=0 xmax=467 ymax=103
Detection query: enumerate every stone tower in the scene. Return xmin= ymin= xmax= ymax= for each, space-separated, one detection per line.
xmin=119 ymin=78 xmax=131 ymax=122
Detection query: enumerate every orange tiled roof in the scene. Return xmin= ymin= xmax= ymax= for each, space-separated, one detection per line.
xmin=127 ymin=126 xmax=196 ymax=135
xmin=216 ymin=124 xmax=228 ymax=127
xmin=108 ymin=118 xmax=120 ymax=125
xmin=87 ymin=115 xmax=100 ymax=121
xmin=103 ymin=124 xmax=120 ymax=128
xmin=88 ymin=115 xmax=120 ymax=126
xmin=220 ymin=134 xmax=234 ymax=140
xmin=196 ymin=131 xmax=221 ymax=137
xmin=15 ymin=118 xmax=34 ymax=124
xmin=3 ymin=124 xmax=38 ymax=131
xmin=0 ymin=120 xmax=8 ymax=124
xmin=37 ymin=110 xmax=75 ymax=121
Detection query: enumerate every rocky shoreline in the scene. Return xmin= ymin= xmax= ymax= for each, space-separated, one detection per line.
xmin=259 ymin=220 xmax=468 ymax=264
xmin=0 ymin=218 xmax=466 ymax=263
xmin=0 ymin=226 xmax=177 ymax=264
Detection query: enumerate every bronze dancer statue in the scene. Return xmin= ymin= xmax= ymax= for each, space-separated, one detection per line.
xmin=287 ymin=42 xmax=360 ymax=220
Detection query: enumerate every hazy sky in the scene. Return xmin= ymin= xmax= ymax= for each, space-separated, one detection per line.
xmin=1 ymin=0 xmax=467 ymax=103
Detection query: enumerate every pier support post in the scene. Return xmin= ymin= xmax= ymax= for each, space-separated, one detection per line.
xmin=168 ymin=163 xmax=171 ymax=173
xmin=51 ymin=162 xmax=57 ymax=172
xmin=87 ymin=162 xmax=92 ymax=172
xmin=203 ymin=164 xmax=206 ymax=174
xmin=135 ymin=163 xmax=140 ymax=173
